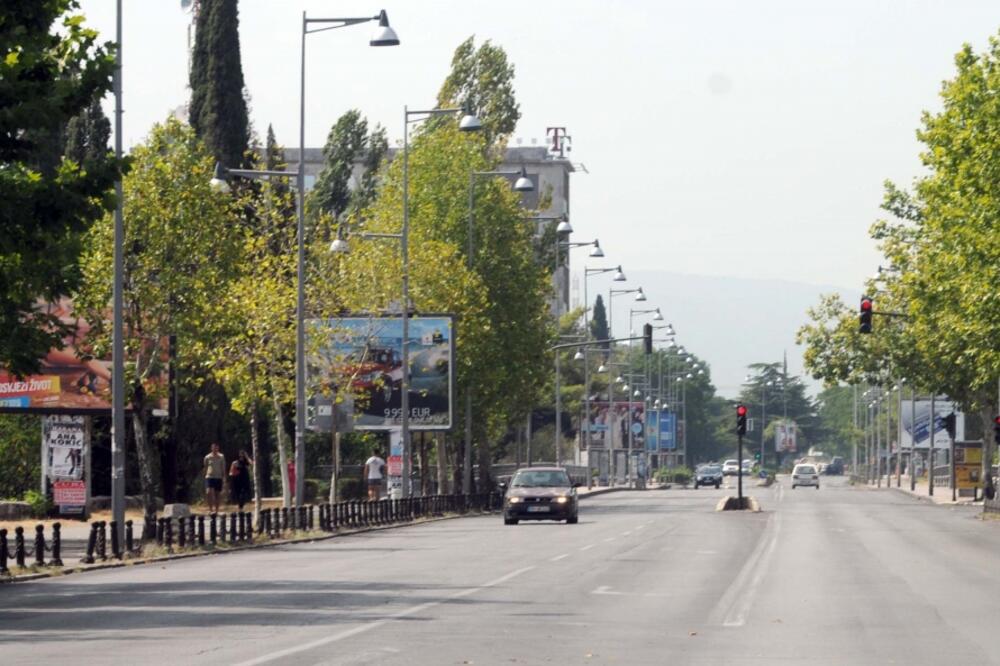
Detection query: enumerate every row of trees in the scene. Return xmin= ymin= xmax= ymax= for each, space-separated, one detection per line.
xmin=0 ymin=1 xmax=557 ymax=509
xmin=797 ymin=33 xmax=1000 ymax=492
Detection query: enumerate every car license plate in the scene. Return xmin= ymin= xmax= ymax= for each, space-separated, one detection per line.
xmin=527 ymin=505 xmax=550 ymax=513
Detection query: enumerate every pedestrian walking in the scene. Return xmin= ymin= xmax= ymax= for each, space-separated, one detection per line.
xmin=365 ymin=447 xmax=386 ymax=500
xmin=229 ymin=450 xmax=254 ymax=511
xmin=203 ymin=442 xmax=225 ymax=513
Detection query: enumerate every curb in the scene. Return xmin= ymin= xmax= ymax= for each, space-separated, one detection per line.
xmin=578 ymin=487 xmax=630 ymax=499
xmin=888 ymin=485 xmax=980 ymax=507
xmin=0 ymin=509 xmax=495 ymax=585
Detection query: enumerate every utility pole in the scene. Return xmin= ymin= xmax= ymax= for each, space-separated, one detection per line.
xmin=929 ymin=393 xmax=936 ymax=496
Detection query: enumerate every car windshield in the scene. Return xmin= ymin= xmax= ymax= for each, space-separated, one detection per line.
xmin=699 ymin=465 xmax=722 ymax=474
xmin=796 ymin=466 xmax=816 ymax=475
xmin=724 ymin=460 xmax=738 ymax=466
xmin=511 ymin=471 xmax=571 ymax=487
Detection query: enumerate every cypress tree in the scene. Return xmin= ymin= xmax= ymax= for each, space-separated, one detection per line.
xmin=590 ymin=295 xmax=610 ymax=349
xmin=189 ymin=0 xmax=249 ymax=169
xmin=64 ymin=98 xmax=111 ymax=165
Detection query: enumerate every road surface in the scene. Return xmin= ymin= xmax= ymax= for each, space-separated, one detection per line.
xmin=3 ymin=477 xmax=999 ymax=665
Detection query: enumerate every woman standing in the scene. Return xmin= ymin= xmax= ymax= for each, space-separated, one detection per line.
xmin=229 ymin=450 xmax=254 ymax=511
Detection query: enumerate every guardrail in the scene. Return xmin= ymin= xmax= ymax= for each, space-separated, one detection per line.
xmin=2 ymin=492 xmax=502 ymax=577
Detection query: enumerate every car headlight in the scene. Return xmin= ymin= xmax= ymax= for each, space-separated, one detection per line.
xmin=507 ymin=497 xmax=522 ymax=504
xmin=555 ymin=496 xmax=570 ymax=504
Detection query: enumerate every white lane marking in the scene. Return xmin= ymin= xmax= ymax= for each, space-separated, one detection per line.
xmin=621 ymin=531 xmax=633 ymax=536
xmin=580 ymin=544 xmax=596 ymax=552
xmin=708 ymin=513 xmax=782 ymax=628
xmin=603 ymin=537 xmax=615 ymax=543
xmin=550 ymin=553 xmax=570 ymax=562
xmin=696 ymin=550 xmax=717 ymax=555
xmin=233 ymin=566 xmax=535 ymax=665
xmin=635 ymin=525 xmax=646 ymax=531
xmin=591 ymin=585 xmax=625 ymax=596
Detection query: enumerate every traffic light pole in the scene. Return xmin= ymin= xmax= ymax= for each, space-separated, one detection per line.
xmin=737 ymin=432 xmax=743 ymax=503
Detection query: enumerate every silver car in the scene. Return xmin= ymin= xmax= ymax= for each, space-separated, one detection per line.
xmin=791 ymin=464 xmax=820 ymax=489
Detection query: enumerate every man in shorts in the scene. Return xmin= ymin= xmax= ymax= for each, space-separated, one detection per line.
xmin=365 ymin=447 xmax=386 ymax=500
xmin=204 ymin=442 xmax=225 ymax=513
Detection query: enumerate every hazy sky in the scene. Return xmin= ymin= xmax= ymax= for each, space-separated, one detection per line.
xmin=79 ymin=0 xmax=999 ymax=394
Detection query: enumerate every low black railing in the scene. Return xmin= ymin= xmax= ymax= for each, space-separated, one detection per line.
xmin=1 ymin=492 xmax=502 ymax=575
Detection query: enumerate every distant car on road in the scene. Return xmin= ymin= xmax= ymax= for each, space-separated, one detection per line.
xmin=501 ymin=467 xmax=579 ymax=525
xmin=694 ymin=464 xmax=723 ymax=489
xmin=825 ymin=457 xmax=845 ymax=475
xmin=741 ymin=460 xmax=752 ymax=474
xmin=723 ymin=459 xmax=740 ymax=476
xmin=792 ymin=464 xmax=820 ymax=489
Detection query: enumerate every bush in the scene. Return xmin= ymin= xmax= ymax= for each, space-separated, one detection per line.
xmin=337 ymin=478 xmax=364 ymax=501
xmin=23 ymin=489 xmax=51 ymax=519
xmin=654 ymin=466 xmax=693 ymax=486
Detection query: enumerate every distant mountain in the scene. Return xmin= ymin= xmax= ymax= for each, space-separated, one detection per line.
xmin=578 ymin=270 xmax=859 ymax=399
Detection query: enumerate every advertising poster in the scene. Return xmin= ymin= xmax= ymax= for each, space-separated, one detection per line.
xmin=659 ymin=411 xmax=677 ymax=450
xmin=308 ymin=316 xmax=454 ymax=430
xmin=645 ymin=409 xmax=659 ymax=451
xmin=0 ymin=300 xmax=112 ymax=412
xmin=587 ymin=402 xmax=610 ymax=448
xmin=43 ymin=415 xmax=86 ymax=480
xmin=900 ymin=400 xmax=965 ymax=449
xmin=775 ymin=421 xmax=798 ymax=453
xmin=620 ymin=403 xmax=645 ymax=449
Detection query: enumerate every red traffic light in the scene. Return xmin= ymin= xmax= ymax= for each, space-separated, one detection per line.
xmin=860 ymin=298 xmax=873 ymax=311
xmin=995 ymin=415 xmax=1000 ymax=426
xmin=736 ymin=404 xmax=747 ymax=416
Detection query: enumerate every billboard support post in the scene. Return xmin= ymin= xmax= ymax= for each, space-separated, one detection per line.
xmin=929 ymin=393 xmax=936 ymax=496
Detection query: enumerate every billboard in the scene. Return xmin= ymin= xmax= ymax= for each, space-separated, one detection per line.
xmin=900 ymin=399 xmax=965 ymax=449
xmin=659 ymin=411 xmax=677 ymax=450
xmin=645 ymin=409 xmax=659 ymax=451
xmin=586 ymin=402 xmax=611 ymax=449
xmin=307 ymin=316 xmax=454 ymax=430
xmin=0 ymin=300 xmax=112 ymax=413
xmin=775 ymin=421 xmax=797 ymax=453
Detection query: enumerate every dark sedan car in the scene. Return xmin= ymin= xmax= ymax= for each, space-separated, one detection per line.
xmin=502 ymin=467 xmax=579 ymax=525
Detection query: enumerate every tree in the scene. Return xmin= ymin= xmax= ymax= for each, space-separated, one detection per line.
xmin=189 ymin=0 xmax=249 ymax=169
xmin=590 ymin=295 xmax=610 ymax=348
xmin=76 ymin=118 xmax=242 ymax=514
xmin=798 ymin=34 xmax=1000 ymax=491
xmin=0 ymin=415 xmax=41 ymax=499
xmin=435 ymin=37 xmax=520 ymax=148
xmin=64 ymin=97 xmax=111 ymax=166
xmin=0 ymin=1 xmax=117 ymax=376
xmin=307 ymin=110 xmax=388 ymax=238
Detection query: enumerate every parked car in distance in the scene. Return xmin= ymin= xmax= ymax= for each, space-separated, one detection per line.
xmin=792 ymin=463 xmax=820 ymax=489
xmin=741 ymin=459 xmax=752 ymax=474
xmin=501 ymin=467 xmax=579 ymax=525
xmin=722 ymin=459 xmax=740 ymax=476
xmin=694 ymin=464 xmax=723 ymax=489
xmin=825 ymin=457 xmax=845 ymax=475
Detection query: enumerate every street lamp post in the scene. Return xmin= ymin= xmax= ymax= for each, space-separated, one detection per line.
xmin=290 ymin=10 xmax=398 ymax=506
xmin=110 ymin=0 xmax=125 ymax=544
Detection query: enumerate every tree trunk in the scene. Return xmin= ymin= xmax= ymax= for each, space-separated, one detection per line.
xmin=418 ymin=432 xmax=428 ymax=496
xmin=476 ymin=426 xmax=493 ymax=492
xmin=130 ymin=394 xmax=160 ymax=516
xmin=329 ymin=400 xmax=340 ymax=505
xmin=250 ymin=399 xmax=262 ymax=522
xmin=272 ymin=395 xmax=292 ymax=508
xmin=980 ymin=403 xmax=996 ymax=498
xmin=436 ymin=432 xmax=449 ymax=495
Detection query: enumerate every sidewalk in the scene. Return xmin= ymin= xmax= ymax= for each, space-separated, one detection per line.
xmin=874 ymin=474 xmax=981 ymax=506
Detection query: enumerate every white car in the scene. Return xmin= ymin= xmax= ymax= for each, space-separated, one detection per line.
xmin=722 ymin=459 xmax=740 ymax=476
xmin=791 ymin=464 xmax=820 ymax=489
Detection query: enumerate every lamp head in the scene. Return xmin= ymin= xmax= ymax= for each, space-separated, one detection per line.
xmin=329 ymin=238 xmax=350 ymax=254
xmin=555 ymin=215 xmax=573 ymax=234
xmin=612 ymin=266 xmax=626 ymax=282
xmin=458 ymin=108 xmax=482 ymax=132
xmin=369 ymin=10 xmax=400 ymax=47
xmin=634 ymin=287 xmax=646 ymax=302
xmin=653 ymin=308 xmax=664 ymax=321
xmin=589 ymin=240 xmax=604 ymax=258
xmin=210 ymin=162 xmax=230 ymax=193
xmin=597 ymin=364 xmax=607 ymax=373
xmin=513 ymin=166 xmax=534 ymax=192
xmin=573 ymin=350 xmax=584 ymax=361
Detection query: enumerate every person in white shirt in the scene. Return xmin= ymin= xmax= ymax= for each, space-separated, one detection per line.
xmin=365 ymin=447 xmax=386 ymax=500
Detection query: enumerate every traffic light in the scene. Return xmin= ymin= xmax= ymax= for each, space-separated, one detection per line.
xmin=993 ymin=415 xmax=1000 ymax=446
xmin=736 ymin=404 xmax=748 ymax=436
xmin=754 ymin=450 xmax=761 ymax=462
xmin=643 ymin=323 xmax=653 ymax=355
xmin=859 ymin=296 xmax=873 ymax=334
xmin=943 ymin=412 xmax=956 ymax=440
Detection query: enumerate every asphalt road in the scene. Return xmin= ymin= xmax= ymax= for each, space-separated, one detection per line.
xmin=3 ymin=476 xmax=1000 ymax=665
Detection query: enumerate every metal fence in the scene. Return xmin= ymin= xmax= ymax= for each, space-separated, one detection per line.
xmin=1 ymin=492 xmax=502 ymax=577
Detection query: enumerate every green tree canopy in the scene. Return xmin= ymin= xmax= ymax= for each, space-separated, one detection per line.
xmin=0 ymin=0 xmax=117 ymax=375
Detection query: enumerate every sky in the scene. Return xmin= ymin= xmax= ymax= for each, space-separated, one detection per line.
xmin=79 ymin=0 xmax=1000 ymax=396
